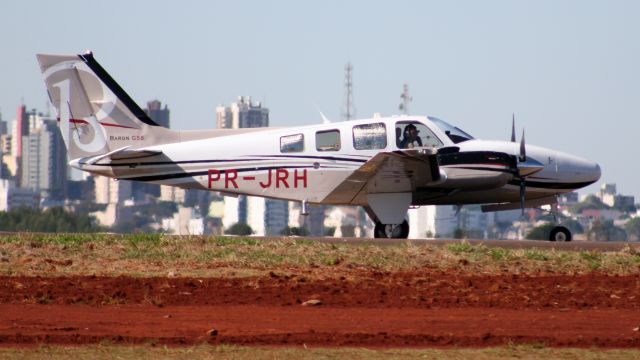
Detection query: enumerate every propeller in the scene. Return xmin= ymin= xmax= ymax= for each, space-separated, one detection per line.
xmin=519 ymin=129 xmax=526 ymax=162
xmin=518 ymin=128 xmax=527 ymax=217
xmin=511 ymin=118 xmax=544 ymax=218
xmin=511 ymin=113 xmax=516 ymax=142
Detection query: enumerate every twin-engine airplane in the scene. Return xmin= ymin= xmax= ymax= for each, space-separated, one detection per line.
xmin=36 ymin=52 xmax=601 ymax=241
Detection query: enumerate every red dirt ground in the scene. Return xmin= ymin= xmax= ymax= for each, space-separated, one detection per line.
xmin=1 ymin=272 xmax=640 ymax=347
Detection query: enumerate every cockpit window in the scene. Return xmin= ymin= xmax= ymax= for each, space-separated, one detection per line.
xmin=428 ymin=116 xmax=474 ymax=144
xmin=395 ymin=121 xmax=443 ymax=149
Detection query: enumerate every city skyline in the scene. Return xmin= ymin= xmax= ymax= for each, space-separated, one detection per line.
xmin=1 ymin=0 xmax=639 ymax=199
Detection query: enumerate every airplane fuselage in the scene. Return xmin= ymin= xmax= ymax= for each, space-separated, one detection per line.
xmin=75 ymin=116 xmax=600 ymax=207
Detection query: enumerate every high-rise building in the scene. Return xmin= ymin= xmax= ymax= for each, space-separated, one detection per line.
xmin=133 ymin=100 xmax=171 ymax=200
xmin=216 ymin=97 xmax=288 ymax=235
xmin=0 ymin=179 xmax=39 ymax=211
xmin=13 ymin=105 xmax=29 ymax=159
xmin=20 ymin=117 xmax=67 ymax=201
xmin=144 ymin=100 xmax=170 ymax=128
xmin=264 ymin=198 xmax=288 ymax=235
xmin=216 ymin=96 xmax=269 ymax=129
xmin=94 ymin=175 xmax=132 ymax=205
xmin=12 ymin=105 xmax=30 ymax=186
xmin=0 ymin=110 xmax=7 ymax=136
xmin=92 ymin=175 xmax=133 ymax=227
xmin=408 ymin=206 xmax=457 ymax=238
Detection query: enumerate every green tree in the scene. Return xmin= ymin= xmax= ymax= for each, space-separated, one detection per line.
xmin=526 ymin=223 xmax=556 ymax=240
xmin=563 ymin=218 xmax=584 ymax=234
xmin=0 ymin=207 xmax=104 ymax=232
xmin=453 ymin=228 xmax=467 ymax=239
xmin=323 ymin=226 xmax=336 ymax=237
xmin=571 ymin=195 xmax=609 ymax=214
xmin=281 ymin=226 xmax=310 ymax=236
xmin=588 ymin=219 xmax=627 ymax=242
xmin=226 ymin=222 xmax=253 ymax=236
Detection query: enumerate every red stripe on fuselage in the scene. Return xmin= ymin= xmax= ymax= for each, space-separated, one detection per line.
xmin=66 ymin=118 xmax=135 ymax=129
xmin=99 ymin=122 xmax=136 ymax=129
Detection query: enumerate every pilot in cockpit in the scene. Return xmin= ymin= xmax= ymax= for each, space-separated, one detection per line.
xmin=400 ymin=124 xmax=423 ymax=149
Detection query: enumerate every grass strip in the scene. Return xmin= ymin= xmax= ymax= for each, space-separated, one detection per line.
xmin=1 ymin=234 xmax=640 ymax=278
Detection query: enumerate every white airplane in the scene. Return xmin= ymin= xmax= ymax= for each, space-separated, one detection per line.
xmin=36 ymin=52 xmax=601 ymax=241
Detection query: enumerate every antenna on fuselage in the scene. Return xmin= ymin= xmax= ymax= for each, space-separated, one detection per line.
xmin=319 ymin=111 xmax=331 ymax=124
xmin=314 ymin=104 xmax=331 ymax=124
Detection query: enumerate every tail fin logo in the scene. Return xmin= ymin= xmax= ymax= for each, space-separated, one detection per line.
xmin=52 ymin=78 xmax=107 ymax=153
xmin=43 ymin=60 xmax=113 ymax=156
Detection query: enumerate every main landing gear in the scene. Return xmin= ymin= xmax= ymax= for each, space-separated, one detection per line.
xmin=374 ymin=220 xmax=410 ymax=239
xmin=365 ymin=193 xmax=412 ymax=239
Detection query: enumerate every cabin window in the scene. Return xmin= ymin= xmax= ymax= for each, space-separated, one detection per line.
xmin=353 ymin=123 xmax=387 ymax=150
xmin=280 ymin=133 xmax=304 ymax=153
xmin=395 ymin=121 xmax=443 ymax=149
xmin=316 ymin=130 xmax=341 ymax=151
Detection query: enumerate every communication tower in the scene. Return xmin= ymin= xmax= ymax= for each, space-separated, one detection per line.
xmin=399 ymin=83 xmax=412 ymax=115
xmin=342 ymin=62 xmax=356 ymax=121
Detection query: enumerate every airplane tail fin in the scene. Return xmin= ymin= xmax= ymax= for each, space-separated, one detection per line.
xmin=36 ymin=52 xmax=175 ymax=161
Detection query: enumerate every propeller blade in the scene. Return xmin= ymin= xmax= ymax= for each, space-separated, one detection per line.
xmin=519 ymin=129 xmax=526 ymax=162
xmin=511 ymin=113 xmax=516 ymax=142
xmin=519 ymin=180 xmax=526 ymax=218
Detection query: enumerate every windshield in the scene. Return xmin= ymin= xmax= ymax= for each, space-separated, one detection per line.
xmin=427 ymin=116 xmax=474 ymax=144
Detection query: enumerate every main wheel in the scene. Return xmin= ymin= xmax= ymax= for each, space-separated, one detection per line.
xmin=549 ymin=226 xmax=572 ymax=242
xmin=374 ymin=220 xmax=410 ymax=239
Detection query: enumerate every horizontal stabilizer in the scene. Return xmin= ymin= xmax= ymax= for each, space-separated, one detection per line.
xmin=83 ymin=146 xmax=162 ymax=165
xmin=481 ymin=196 xmax=556 ymax=212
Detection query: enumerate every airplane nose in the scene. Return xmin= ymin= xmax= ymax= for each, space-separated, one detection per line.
xmin=590 ymin=162 xmax=602 ymax=183
xmin=592 ymin=164 xmax=602 ymax=182
xmin=554 ymin=152 xmax=601 ymax=189
xmin=571 ymin=159 xmax=601 ymax=187
xmin=573 ymin=159 xmax=601 ymax=185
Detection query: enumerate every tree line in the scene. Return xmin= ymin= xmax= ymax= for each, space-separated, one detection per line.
xmin=0 ymin=207 xmax=104 ymax=233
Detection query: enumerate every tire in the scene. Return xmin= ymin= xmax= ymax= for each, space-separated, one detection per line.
xmin=374 ymin=220 xmax=409 ymax=239
xmin=549 ymin=226 xmax=572 ymax=242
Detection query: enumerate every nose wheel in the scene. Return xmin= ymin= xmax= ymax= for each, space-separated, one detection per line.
xmin=374 ymin=220 xmax=410 ymax=239
xmin=549 ymin=225 xmax=572 ymax=242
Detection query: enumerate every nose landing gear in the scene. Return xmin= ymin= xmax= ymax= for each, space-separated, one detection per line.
xmin=547 ymin=199 xmax=572 ymax=241
xmin=549 ymin=225 xmax=572 ymax=242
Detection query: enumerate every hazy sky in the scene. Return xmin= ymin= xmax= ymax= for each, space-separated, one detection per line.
xmin=1 ymin=0 xmax=639 ymax=199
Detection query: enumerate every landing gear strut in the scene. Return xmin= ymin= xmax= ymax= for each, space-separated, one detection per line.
xmin=547 ymin=199 xmax=572 ymax=242
xmin=374 ymin=220 xmax=409 ymax=239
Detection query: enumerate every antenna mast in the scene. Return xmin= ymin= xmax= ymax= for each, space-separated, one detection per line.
xmin=342 ymin=62 xmax=356 ymax=120
xmin=399 ymin=83 xmax=412 ymax=115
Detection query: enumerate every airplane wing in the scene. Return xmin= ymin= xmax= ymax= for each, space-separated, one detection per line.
xmin=481 ymin=196 xmax=557 ymax=212
xmin=322 ymin=148 xmax=440 ymax=204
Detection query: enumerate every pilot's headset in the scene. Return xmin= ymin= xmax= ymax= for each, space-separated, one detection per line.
xmin=404 ymin=124 xmax=416 ymax=138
